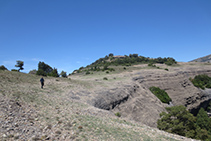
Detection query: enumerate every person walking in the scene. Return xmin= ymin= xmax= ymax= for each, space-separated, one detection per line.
xmin=40 ymin=77 xmax=44 ymax=88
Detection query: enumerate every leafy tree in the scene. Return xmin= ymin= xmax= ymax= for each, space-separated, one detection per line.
xmin=36 ymin=69 xmax=47 ymax=76
xmin=60 ymin=71 xmax=67 ymax=78
xmin=195 ymin=127 xmax=211 ymax=140
xmin=109 ymin=53 xmax=114 ymax=57
xmin=164 ymin=57 xmax=177 ymax=66
xmin=157 ymin=105 xmax=197 ymax=138
xmin=129 ymin=54 xmax=138 ymax=58
xmin=0 ymin=65 xmax=8 ymax=70
xmin=149 ymin=86 xmax=172 ymax=104
xmin=196 ymin=108 xmax=211 ymax=131
xmin=158 ymin=105 xmax=211 ymax=140
xmin=48 ymin=68 xmax=59 ymax=77
xmin=15 ymin=60 xmax=24 ymax=71
xmin=37 ymin=61 xmax=53 ymax=74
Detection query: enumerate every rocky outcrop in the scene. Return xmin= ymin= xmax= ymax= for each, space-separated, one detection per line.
xmin=91 ymin=65 xmax=211 ymax=127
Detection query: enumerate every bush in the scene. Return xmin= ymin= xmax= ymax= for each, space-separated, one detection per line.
xmin=115 ymin=112 xmax=121 ymax=117
xmin=190 ymin=74 xmax=211 ymax=89
xmin=36 ymin=69 xmax=47 ymax=76
xmin=157 ymin=105 xmax=197 ymax=138
xmin=0 ymin=65 xmax=8 ymax=70
xmin=48 ymin=68 xmax=59 ymax=77
xmin=164 ymin=58 xmax=177 ymax=66
xmin=86 ymin=71 xmax=90 ymax=75
xmin=149 ymin=86 xmax=172 ymax=104
xmin=60 ymin=71 xmax=67 ymax=78
xmin=11 ymin=69 xmax=18 ymax=72
xmin=196 ymin=108 xmax=211 ymax=131
xmin=103 ymin=77 xmax=108 ymax=80
xmin=38 ymin=61 xmax=53 ymax=74
xmin=148 ymin=63 xmax=156 ymax=67
xmin=164 ymin=68 xmax=169 ymax=71
xmin=158 ymin=106 xmax=211 ymax=140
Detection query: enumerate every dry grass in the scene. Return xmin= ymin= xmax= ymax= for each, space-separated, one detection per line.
xmin=0 ymin=68 xmax=199 ymax=141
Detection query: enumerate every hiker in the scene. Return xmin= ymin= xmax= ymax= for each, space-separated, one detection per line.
xmin=40 ymin=77 xmax=44 ymax=88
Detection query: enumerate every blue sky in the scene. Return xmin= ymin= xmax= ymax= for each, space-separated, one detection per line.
xmin=0 ymin=0 xmax=210 ymax=73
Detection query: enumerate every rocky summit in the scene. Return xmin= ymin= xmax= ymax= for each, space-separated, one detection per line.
xmin=1 ymin=62 xmax=210 ymax=140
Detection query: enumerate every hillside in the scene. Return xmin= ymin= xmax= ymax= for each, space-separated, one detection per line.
xmin=72 ymin=54 xmax=177 ymax=74
xmin=190 ymin=54 xmax=211 ymax=63
xmin=0 ymin=63 xmax=206 ymax=140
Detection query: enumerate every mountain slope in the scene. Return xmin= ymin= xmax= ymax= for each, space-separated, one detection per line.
xmin=0 ymin=69 xmax=200 ymax=141
xmin=190 ymin=54 xmax=211 ymax=62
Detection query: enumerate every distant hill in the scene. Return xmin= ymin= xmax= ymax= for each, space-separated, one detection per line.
xmin=72 ymin=53 xmax=177 ymax=74
xmin=190 ymin=54 xmax=211 ymax=63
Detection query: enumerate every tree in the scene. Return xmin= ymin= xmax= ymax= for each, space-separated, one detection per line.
xmin=196 ymin=108 xmax=211 ymax=131
xmin=36 ymin=69 xmax=47 ymax=76
xmin=157 ymin=105 xmax=197 ymax=138
xmin=15 ymin=60 xmax=24 ymax=71
xmin=37 ymin=61 xmax=53 ymax=74
xmin=109 ymin=53 xmax=114 ymax=57
xmin=60 ymin=71 xmax=67 ymax=78
xmin=0 ymin=65 xmax=8 ymax=70
xmin=48 ymin=68 xmax=59 ymax=77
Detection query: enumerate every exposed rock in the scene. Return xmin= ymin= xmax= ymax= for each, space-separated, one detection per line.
xmin=90 ymin=64 xmax=211 ymax=127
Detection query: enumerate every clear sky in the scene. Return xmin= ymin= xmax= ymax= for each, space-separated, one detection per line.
xmin=0 ymin=0 xmax=211 ymax=73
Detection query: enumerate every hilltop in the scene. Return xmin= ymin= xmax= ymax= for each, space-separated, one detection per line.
xmin=1 ymin=62 xmax=209 ymax=140
xmin=190 ymin=54 xmax=211 ymax=63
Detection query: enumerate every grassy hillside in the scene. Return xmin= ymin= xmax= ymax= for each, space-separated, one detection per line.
xmin=0 ymin=70 xmax=195 ymax=140
xmin=72 ymin=54 xmax=177 ymax=75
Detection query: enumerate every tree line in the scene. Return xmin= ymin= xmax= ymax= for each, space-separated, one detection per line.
xmin=89 ymin=53 xmax=177 ymax=67
xmin=0 ymin=61 xmax=67 ymax=78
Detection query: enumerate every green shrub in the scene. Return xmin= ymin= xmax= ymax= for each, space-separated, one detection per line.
xmin=158 ymin=106 xmax=211 ymax=140
xmin=149 ymin=86 xmax=172 ymax=104
xmin=48 ymin=68 xmax=59 ymax=77
xmin=115 ymin=112 xmax=121 ymax=117
xmin=148 ymin=63 xmax=156 ymax=67
xmin=60 ymin=71 xmax=67 ymax=78
xmin=0 ymin=65 xmax=8 ymax=70
xmin=157 ymin=105 xmax=197 ymax=138
xmin=196 ymin=108 xmax=211 ymax=131
xmin=103 ymin=77 xmax=108 ymax=80
xmin=11 ymin=69 xmax=18 ymax=72
xmin=36 ymin=69 xmax=47 ymax=76
xmin=86 ymin=71 xmax=90 ymax=75
xmin=164 ymin=58 xmax=177 ymax=66
xmin=190 ymin=74 xmax=211 ymax=89
xmin=164 ymin=68 xmax=169 ymax=71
